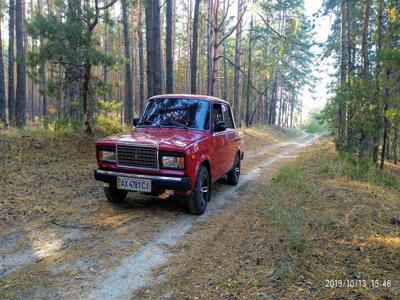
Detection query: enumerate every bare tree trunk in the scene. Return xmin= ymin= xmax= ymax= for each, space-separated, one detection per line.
xmin=359 ymin=0 xmax=371 ymax=157
xmin=82 ymin=58 xmax=91 ymax=133
xmin=146 ymin=0 xmax=163 ymax=97
xmin=290 ymin=98 xmax=294 ymax=128
xmin=222 ymin=39 xmax=227 ymax=100
xmin=165 ymin=0 xmax=174 ymax=93
xmin=210 ymin=0 xmax=219 ymax=96
xmin=394 ymin=126 xmax=398 ymax=165
xmin=8 ymin=0 xmax=15 ymax=125
xmin=269 ymin=71 xmax=277 ymax=125
xmin=245 ymin=13 xmax=253 ymax=127
xmin=373 ymin=0 xmax=383 ymax=162
xmin=233 ymin=0 xmax=242 ymax=125
xmin=131 ymin=11 xmax=137 ymax=113
xmin=0 ymin=24 xmax=5 ymax=123
xmin=103 ymin=14 xmax=109 ymax=101
xmin=122 ymin=0 xmax=133 ymax=123
xmin=380 ymin=69 xmax=390 ymax=169
xmin=15 ymin=0 xmax=26 ymax=127
xmin=190 ymin=0 xmax=200 ymax=94
xmin=206 ymin=0 xmax=212 ymax=95
xmin=39 ymin=0 xmax=48 ymax=119
xmin=137 ymin=0 xmax=145 ymax=112
xmin=338 ymin=0 xmax=347 ymax=146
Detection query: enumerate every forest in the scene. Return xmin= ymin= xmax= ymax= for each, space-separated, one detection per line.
xmin=323 ymin=0 xmax=400 ymax=168
xmin=0 ymin=0 xmax=399 ymax=163
xmin=0 ymin=0 xmax=315 ymax=134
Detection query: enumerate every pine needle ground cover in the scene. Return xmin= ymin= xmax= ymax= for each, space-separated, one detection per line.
xmin=137 ymin=140 xmax=400 ymax=299
xmin=264 ymin=141 xmax=400 ymax=298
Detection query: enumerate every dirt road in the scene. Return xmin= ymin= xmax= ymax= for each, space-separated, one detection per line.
xmin=0 ymin=134 xmax=318 ymax=299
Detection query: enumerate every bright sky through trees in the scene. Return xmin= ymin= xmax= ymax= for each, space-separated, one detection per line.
xmin=301 ymin=0 xmax=334 ymax=118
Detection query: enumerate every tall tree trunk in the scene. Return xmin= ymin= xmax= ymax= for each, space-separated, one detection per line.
xmin=131 ymin=11 xmax=137 ymax=113
xmin=222 ymin=38 xmax=227 ymax=100
xmin=0 ymin=24 xmax=5 ymax=124
xmin=103 ymin=16 xmax=109 ymax=101
xmin=233 ymin=0 xmax=242 ymax=126
xmin=206 ymin=0 xmax=212 ymax=95
xmin=346 ymin=0 xmax=355 ymax=151
xmin=269 ymin=71 xmax=277 ymax=125
xmin=137 ymin=0 xmax=145 ymax=112
xmin=338 ymin=0 xmax=347 ymax=147
xmin=82 ymin=58 xmax=91 ymax=133
xmin=145 ymin=0 xmax=154 ymax=98
xmin=15 ymin=0 xmax=26 ymax=127
xmin=145 ymin=0 xmax=163 ymax=97
xmin=359 ymin=0 xmax=371 ymax=157
xmin=153 ymin=0 xmax=163 ymax=95
xmin=39 ymin=0 xmax=48 ymax=119
xmin=245 ymin=13 xmax=253 ymax=127
xmin=122 ymin=0 xmax=133 ymax=123
xmin=165 ymin=0 xmax=174 ymax=93
xmin=373 ymin=0 xmax=384 ymax=162
xmin=210 ymin=0 xmax=219 ymax=96
xmin=380 ymin=69 xmax=390 ymax=169
xmin=8 ymin=0 xmax=15 ymax=125
xmin=394 ymin=126 xmax=398 ymax=165
xmin=190 ymin=0 xmax=200 ymax=94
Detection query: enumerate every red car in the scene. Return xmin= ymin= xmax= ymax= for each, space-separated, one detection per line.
xmin=94 ymin=94 xmax=244 ymax=215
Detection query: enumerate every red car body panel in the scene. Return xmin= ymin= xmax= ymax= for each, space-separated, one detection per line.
xmin=95 ymin=94 xmax=244 ymax=197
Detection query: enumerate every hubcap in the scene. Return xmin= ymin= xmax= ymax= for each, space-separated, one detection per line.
xmin=199 ymin=174 xmax=209 ymax=207
xmin=235 ymin=160 xmax=240 ymax=177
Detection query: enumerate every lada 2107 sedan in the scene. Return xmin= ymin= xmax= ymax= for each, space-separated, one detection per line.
xmin=94 ymin=94 xmax=244 ymax=215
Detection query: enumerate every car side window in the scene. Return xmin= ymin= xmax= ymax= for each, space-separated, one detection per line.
xmin=213 ymin=104 xmax=223 ymax=130
xmin=222 ymin=104 xmax=234 ymax=129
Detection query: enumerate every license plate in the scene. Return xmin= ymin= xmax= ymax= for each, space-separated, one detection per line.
xmin=117 ymin=177 xmax=151 ymax=192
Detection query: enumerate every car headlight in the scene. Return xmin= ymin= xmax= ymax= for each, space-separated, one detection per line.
xmin=98 ymin=149 xmax=116 ymax=163
xmin=161 ymin=155 xmax=185 ymax=169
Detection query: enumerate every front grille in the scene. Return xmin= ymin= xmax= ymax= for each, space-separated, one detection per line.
xmin=116 ymin=145 xmax=158 ymax=169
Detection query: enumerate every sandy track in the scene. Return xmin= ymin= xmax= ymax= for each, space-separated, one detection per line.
xmin=0 ymin=134 xmax=317 ymax=299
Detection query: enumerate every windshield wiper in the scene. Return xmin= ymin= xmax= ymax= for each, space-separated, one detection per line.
xmin=138 ymin=120 xmax=161 ymax=127
xmin=162 ymin=120 xmax=188 ymax=130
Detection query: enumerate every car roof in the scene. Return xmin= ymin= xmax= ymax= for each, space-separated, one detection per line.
xmin=148 ymin=94 xmax=230 ymax=105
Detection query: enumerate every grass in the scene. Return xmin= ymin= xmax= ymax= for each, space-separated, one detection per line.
xmin=136 ymin=139 xmax=400 ymax=299
xmin=262 ymin=141 xmax=400 ymax=298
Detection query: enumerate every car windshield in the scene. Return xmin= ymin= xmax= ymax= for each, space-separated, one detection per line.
xmin=140 ymin=98 xmax=210 ymax=130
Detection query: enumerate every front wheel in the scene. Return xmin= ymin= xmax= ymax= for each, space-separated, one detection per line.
xmin=188 ymin=165 xmax=211 ymax=215
xmin=227 ymin=154 xmax=240 ymax=186
xmin=104 ymin=186 xmax=128 ymax=203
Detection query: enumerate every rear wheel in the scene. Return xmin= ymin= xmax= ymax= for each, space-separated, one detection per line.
xmin=104 ymin=186 xmax=128 ymax=203
xmin=227 ymin=153 xmax=240 ymax=186
xmin=188 ymin=165 xmax=210 ymax=215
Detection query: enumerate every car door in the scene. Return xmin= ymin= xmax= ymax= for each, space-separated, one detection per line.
xmin=221 ymin=103 xmax=237 ymax=171
xmin=211 ymin=103 xmax=226 ymax=179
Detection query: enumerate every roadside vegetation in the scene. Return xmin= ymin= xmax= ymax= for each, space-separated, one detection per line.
xmin=302 ymin=109 xmax=330 ymax=135
xmin=264 ymin=141 xmax=400 ymax=298
xmin=138 ymin=140 xmax=400 ymax=299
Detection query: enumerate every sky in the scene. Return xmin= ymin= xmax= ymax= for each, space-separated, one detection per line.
xmin=301 ymin=0 xmax=335 ymax=119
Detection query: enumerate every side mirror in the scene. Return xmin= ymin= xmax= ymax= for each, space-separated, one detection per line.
xmin=214 ymin=121 xmax=226 ymax=132
xmin=132 ymin=117 xmax=140 ymax=126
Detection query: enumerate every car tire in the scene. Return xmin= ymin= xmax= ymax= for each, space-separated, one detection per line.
xmin=104 ymin=186 xmax=128 ymax=203
xmin=188 ymin=165 xmax=210 ymax=215
xmin=227 ymin=153 xmax=240 ymax=186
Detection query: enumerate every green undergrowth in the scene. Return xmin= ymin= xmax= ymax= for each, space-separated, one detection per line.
xmin=262 ymin=140 xmax=400 ymax=298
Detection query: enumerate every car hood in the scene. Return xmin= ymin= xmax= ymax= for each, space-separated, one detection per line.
xmin=99 ymin=127 xmax=208 ymax=149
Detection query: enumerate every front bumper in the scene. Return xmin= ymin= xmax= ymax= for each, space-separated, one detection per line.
xmin=94 ymin=169 xmax=192 ymax=191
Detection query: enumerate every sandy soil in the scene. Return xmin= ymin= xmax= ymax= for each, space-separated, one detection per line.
xmin=0 ymin=129 xmax=317 ymax=299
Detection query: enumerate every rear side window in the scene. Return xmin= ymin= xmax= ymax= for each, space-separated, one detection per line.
xmin=222 ymin=104 xmax=234 ymax=129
